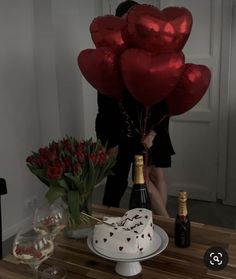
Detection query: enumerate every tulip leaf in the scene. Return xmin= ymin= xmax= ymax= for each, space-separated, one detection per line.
xmin=50 ymin=179 xmax=69 ymax=191
xmin=46 ymin=186 xmax=66 ymax=204
xmin=68 ymin=191 xmax=81 ymax=224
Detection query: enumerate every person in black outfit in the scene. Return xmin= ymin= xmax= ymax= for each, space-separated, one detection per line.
xmin=95 ymin=0 xmax=175 ymax=216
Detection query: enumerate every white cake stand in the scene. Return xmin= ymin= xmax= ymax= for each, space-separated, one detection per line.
xmin=87 ymin=225 xmax=169 ymax=277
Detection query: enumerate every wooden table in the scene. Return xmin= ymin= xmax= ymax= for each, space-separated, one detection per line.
xmin=0 ymin=204 xmax=236 ymax=278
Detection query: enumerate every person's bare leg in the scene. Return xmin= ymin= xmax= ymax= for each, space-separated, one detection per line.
xmin=147 ymin=179 xmax=169 ymax=216
xmin=145 ymin=167 xmax=169 ymax=217
xmin=149 ymin=167 xmax=168 ymax=206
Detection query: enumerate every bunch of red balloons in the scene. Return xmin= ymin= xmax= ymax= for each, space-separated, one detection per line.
xmin=78 ymin=4 xmax=211 ymax=116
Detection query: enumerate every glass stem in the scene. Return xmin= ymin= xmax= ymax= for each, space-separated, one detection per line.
xmin=50 ymin=234 xmax=56 ymax=259
xmin=33 ymin=266 xmax=39 ymax=279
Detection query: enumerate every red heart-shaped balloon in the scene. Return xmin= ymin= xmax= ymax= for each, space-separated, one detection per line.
xmin=90 ymin=15 xmax=128 ymax=54
xmin=78 ymin=47 xmax=124 ymax=100
xmin=167 ymin=64 xmax=211 ymax=115
xmin=120 ymin=49 xmax=185 ymax=107
xmin=125 ymin=4 xmax=193 ymax=53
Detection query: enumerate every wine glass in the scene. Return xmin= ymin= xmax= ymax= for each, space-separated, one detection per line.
xmin=13 ymin=227 xmax=54 ymax=279
xmin=33 ymin=202 xmax=67 ymax=279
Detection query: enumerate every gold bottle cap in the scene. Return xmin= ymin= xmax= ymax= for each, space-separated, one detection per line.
xmin=179 ymin=191 xmax=187 ymax=201
xmin=134 ymin=155 xmax=144 ymax=166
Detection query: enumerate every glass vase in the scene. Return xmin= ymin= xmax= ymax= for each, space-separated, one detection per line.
xmin=64 ymin=191 xmax=93 ymax=239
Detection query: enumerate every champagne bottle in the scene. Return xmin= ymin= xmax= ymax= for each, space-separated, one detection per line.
xmin=174 ymin=191 xmax=191 ymax=247
xmin=129 ymin=155 xmax=151 ymax=210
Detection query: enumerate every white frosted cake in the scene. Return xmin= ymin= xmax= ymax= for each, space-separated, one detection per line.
xmin=93 ymin=208 xmax=154 ymax=254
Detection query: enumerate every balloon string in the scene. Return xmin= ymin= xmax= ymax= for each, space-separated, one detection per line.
xmin=150 ymin=113 xmax=169 ymax=132
xmin=142 ymin=110 xmax=169 ymax=189
xmin=144 ymin=146 xmax=149 ymax=188
xmin=143 ymin=107 xmax=149 ymax=138
xmin=142 ymin=107 xmax=149 ymax=187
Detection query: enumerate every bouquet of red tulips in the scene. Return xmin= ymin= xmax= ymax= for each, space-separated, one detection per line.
xmin=26 ymin=136 xmax=116 ymax=225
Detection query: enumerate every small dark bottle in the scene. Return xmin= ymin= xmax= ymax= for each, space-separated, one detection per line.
xmin=175 ymin=191 xmax=191 ymax=247
xmin=129 ymin=155 xmax=151 ymax=210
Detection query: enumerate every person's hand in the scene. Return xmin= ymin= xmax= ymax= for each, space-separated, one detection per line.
xmin=107 ymin=146 xmax=119 ymax=157
xmin=142 ymin=130 xmax=157 ymax=149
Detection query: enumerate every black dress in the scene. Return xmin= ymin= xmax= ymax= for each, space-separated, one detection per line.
xmin=95 ymin=91 xmax=175 ymax=207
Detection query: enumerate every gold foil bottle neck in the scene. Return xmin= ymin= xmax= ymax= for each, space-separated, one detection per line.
xmin=134 ymin=155 xmax=144 ymax=167
xmin=179 ymin=191 xmax=187 ymax=202
xmin=133 ymin=155 xmax=145 ymax=184
xmin=178 ymin=191 xmax=188 ymax=216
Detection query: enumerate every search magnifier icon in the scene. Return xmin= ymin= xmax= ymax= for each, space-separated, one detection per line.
xmin=204 ymin=247 xmax=228 ymax=271
xmin=213 ymin=255 xmax=219 ymax=262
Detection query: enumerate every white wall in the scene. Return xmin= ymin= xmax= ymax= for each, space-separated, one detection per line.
xmin=0 ymin=0 xmax=100 ymax=241
xmin=34 ymin=0 xmax=100 ymax=143
xmin=33 ymin=0 xmax=61 ymax=145
xmin=0 ymin=0 xmax=45 ymax=240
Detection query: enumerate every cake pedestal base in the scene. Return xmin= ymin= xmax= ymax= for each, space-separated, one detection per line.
xmin=115 ymin=261 xmax=142 ymax=276
xmin=87 ymin=225 xmax=169 ymax=278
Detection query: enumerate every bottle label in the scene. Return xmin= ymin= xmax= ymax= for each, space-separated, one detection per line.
xmin=179 ymin=215 xmax=186 ymax=222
